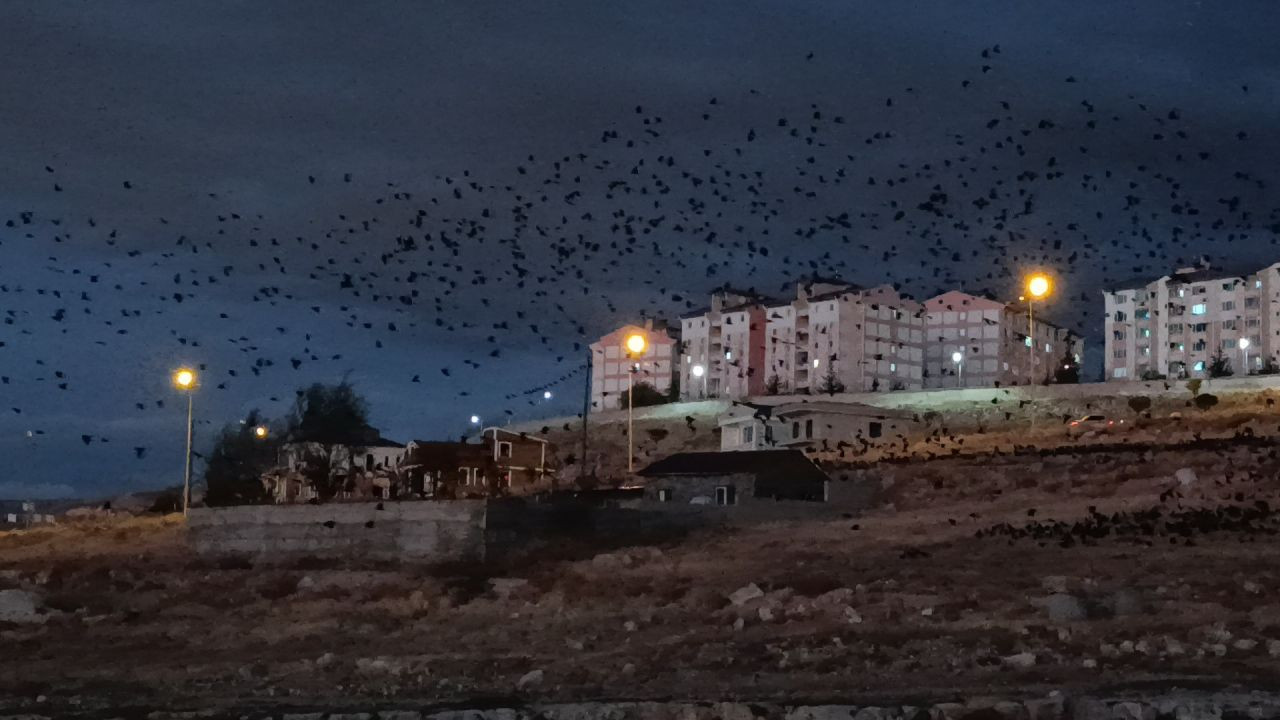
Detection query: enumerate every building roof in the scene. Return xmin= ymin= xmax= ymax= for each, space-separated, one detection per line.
xmin=638 ymin=449 xmax=830 ymax=486
xmin=1105 ymin=261 xmax=1260 ymax=292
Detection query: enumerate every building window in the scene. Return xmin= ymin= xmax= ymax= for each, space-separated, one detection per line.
xmin=657 ymin=488 xmax=673 ymax=502
xmin=497 ymin=441 xmax=512 ymax=458
xmin=1113 ymin=368 xmax=1128 ymax=378
xmin=869 ymin=422 xmax=883 ymax=439
xmin=1024 ymin=336 xmax=1033 ymax=347
xmin=1140 ymin=328 xmax=1151 ymax=338
xmin=1193 ymin=341 xmax=1206 ymax=352
xmin=792 ymin=421 xmax=800 ymax=438
xmin=1169 ymin=324 xmax=1182 ymax=335
xmin=715 ymin=486 xmax=737 ymax=506
xmin=1115 ymin=293 xmax=1128 ymax=303
xmin=1136 ymin=309 xmax=1150 ymax=320
xmin=741 ymin=426 xmax=754 ymax=444
xmin=1246 ymin=297 xmax=1260 ymax=308
xmin=1223 ymin=283 xmax=1234 ymax=291
xmin=1256 ymin=280 xmax=1263 ymax=289
xmin=1223 ymin=301 xmax=1236 ymax=311
xmin=1223 ymin=319 xmax=1237 ymax=330
xmin=1194 ymin=361 xmax=1206 ymax=372
xmin=1113 ymin=349 xmax=1127 ymax=359
xmin=889 ymin=362 xmax=897 ymax=373
xmin=1114 ymin=311 xmax=1127 ymax=321
xmin=1192 ymin=323 xmax=1208 ymax=332
xmin=1191 ymin=304 xmax=1207 ymax=315
xmin=1113 ymin=330 xmax=1127 ymax=340
xmin=805 ymin=419 xmax=814 ymax=438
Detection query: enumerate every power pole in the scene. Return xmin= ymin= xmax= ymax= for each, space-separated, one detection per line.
xmin=579 ymin=348 xmax=592 ymax=487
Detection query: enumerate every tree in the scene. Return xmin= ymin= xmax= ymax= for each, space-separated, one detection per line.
xmin=817 ymin=363 xmax=846 ymax=395
xmin=619 ymin=381 xmax=667 ymax=409
xmin=1053 ymin=351 xmax=1080 ymax=384
xmin=1186 ymin=378 xmax=1203 ymax=398
xmin=1193 ymin=393 xmax=1219 ymax=412
xmin=764 ymin=374 xmax=784 ymax=396
xmin=1127 ymin=396 xmax=1152 ymax=417
xmin=204 ymin=410 xmax=278 ymax=507
xmin=1261 ymin=357 xmax=1280 ymax=376
xmin=667 ymin=372 xmax=681 ymax=402
xmin=1208 ymin=348 xmax=1233 ymax=378
xmin=286 ymin=381 xmax=374 ymax=501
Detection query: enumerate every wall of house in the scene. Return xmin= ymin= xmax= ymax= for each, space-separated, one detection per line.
xmin=643 ymin=473 xmax=756 ymax=505
xmin=187 ymin=501 xmax=487 ymax=562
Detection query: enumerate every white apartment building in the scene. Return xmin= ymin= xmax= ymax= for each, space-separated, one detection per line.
xmin=1103 ymin=263 xmax=1280 ymax=380
xmin=924 ymin=290 xmax=1084 ymax=388
xmin=678 ymin=289 xmax=772 ymax=401
xmin=762 ymin=281 xmax=925 ymax=394
xmin=679 ymin=280 xmax=924 ymax=399
xmin=589 ymin=320 xmax=677 ymax=410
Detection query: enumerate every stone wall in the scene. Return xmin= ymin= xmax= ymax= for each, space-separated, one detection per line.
xmin=10 ymin=691 xmax=1280 ymax=719
xmin=187 ymin=501 xmax=487 ymax=562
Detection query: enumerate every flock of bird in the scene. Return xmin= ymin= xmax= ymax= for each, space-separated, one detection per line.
xmin=2 ymin=43 xmax=1278 ymax=476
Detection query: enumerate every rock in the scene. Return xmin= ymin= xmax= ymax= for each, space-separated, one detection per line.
xmin=516 ymin=669 xmax=544 ymax=690
xmin=733 ymin=617 xmax=745 ymax=631
xmin=315 ymin=652 xmax=336 ymax=668
xmin=1232 ymin=638 xmax=1258 ymax=652
xmin=489 ymin=578 xmax=531 ymax=600
xmin=1268 ymin=639 xmax=1280 ymax=657
xmin=0 ymin=589 xmax=44 ymax=624
xmin=297 ymin=575 xmax=317 ymax=591
xmin=623 ymin=620 xmax=638 ymax=632
xmin=1111 ymin=702 xmax=1153 ymax=720
xmin=1045 ymin=593 xmax=1087 ymax=623
xmin=814 ymin=588 xmax=855 ymax=606
xmin=758 ymin=606 xmax=775 ymax=622
xmin=1003 ymin=651 xmax=1037 ymax=669
xmin=1081 ymin=658 xmax=1098 ymax=669
xmin=591 ymin=552 xmax=627 ymax=569
xmin=1041 ymin=576 xmax=1070 ymax=593
xmin=1175 ymin=468 xmax=1197 ymax=487
xmin=844 ymin=607 xmax=863 ymax=624
xmin=729 ymin=583 xmax=764 ymax=607
xmin=1108 ymin=588 xmax=1143 ymax=616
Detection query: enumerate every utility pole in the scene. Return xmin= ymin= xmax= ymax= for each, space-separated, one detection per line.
xmin=579 ymin=347 xmax=591 ymax=487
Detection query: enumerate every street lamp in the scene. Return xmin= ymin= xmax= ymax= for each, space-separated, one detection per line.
xmin=624 ymin=332 xmax=648 ymax=473
xmin=691 ymin=363 xmax=706 ymax=400
xmin=253 ymin=425 xmax=268 ymax=439
xmin=1240 ymin=337 xmax=1251 ymax=374
xmin=1024 ymin=273 xmax=1052 ymax=383
xmin=172 ymin=367 xmax=197 ymax=517
xmin=543 ymin=390 xmax=553 ymax=400
xmin=470 ymin=414 xmax=481 ymax=425
xmin=951 ymin=350 xmax=964 ymax=388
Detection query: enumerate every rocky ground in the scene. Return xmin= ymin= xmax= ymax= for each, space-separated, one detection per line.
xmin=5 ymin=426 xmax=1280 ymax=715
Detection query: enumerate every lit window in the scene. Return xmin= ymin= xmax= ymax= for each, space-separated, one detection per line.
xmin=1045 ymin=343 xmax=1052 ymax=353
xmin=1257 ymin=280 xmax=1263 ymax=289
xmin=1025 ymin=337 xmax=1033 ymax=347
xmin=1140 ymin=329 xmax=1151 ymax=338
xmin=725 ymin=351 xmax=732 ymax=360
xmin=1191 ymin=304 xmax=1207 ymax=315
xmin=890 ymin=363 xmax=897 ymax=373
xmin=1194 ymin=361 xmax=1205 ymax=372
xmin=1113 ymin=368 xmax=1128 ymax=378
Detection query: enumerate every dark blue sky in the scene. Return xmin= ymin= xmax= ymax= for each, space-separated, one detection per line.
xmin=2 ymin=1 xmax=1279 ymax=498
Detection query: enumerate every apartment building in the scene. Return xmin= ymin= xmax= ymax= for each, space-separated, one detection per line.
xmin=678 ymin=281 xmax=924 ymax=399
xmin=762 ymin=281 xmax=925 ymax=394
xmin=589 ymin=320 xmax=677 ymax=411
xmin=1103 ymin=262 xmax=1280 ymax=380
xmin=924 ymin=290 xmax=1084 ymax=388
xmin=678 ymin=288 xmax=772 ymax=401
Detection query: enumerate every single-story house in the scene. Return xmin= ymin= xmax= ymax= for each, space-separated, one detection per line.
xmin=637 ymin=449 xmax=830 ymax=506
xmin=718 ymin=400 xmax=917 ymax=454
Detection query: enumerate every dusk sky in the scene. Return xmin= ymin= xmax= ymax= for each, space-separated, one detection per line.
xmin=2 ymin=1 xmax=1279 ymax=499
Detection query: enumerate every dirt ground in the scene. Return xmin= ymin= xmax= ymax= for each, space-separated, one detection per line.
xmin=4 ymin=430 xmax=1280 ymax=715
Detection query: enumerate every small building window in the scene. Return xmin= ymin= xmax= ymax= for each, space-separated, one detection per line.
xmin=805 ymin=419 xmax=814 ymax=438
xmin=741 ymin=426 xmax=754 ymax=444
xmin=657 ymin=488 xmax=673 ymax=502
xmin=792 ymin=421 xmax=800 ymax=438
xmin=869 ymin=422 xmax=883 ymax=439
xmin=497 ymin=441 xmax=513 ymax=458
xmin=1113 ymin=368 xmax=1128 ymax=378
xmin=1191 ymin=304 xmax=1207 ymax=315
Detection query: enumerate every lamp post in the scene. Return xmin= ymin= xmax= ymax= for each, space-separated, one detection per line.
xmin=952 ymin=350 xmax=964 ymax=388
xmin=1240 ymin=337 xmax=1251 ymax=374
xmin=1021 ymin=274 xmax=1052 ymax=383
xmin=172 ymin=368 xmax=197 ymax=517
xmin=691 ymin=363 xmax=706 ymax=399
xmin=624 ymin=332 xmax=648 ymax=473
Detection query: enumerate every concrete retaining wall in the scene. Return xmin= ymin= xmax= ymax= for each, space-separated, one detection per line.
xmin=187 ymin=501 xmax=487 ymax=562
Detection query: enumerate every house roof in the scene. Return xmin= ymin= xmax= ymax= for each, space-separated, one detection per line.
xmin=638 ymin=449 xmax=830 ymax=486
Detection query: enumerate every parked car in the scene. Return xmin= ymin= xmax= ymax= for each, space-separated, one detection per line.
xmin=1068 ymin=414 xmax=1123 ymax=437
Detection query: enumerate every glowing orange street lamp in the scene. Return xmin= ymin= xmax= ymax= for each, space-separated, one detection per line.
xmin=624 ymin=332 xmax=648 ymax=473
xmin=172 ymin=367 xmax=197 ymax=516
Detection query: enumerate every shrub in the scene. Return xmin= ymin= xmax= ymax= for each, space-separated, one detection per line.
xmin=1193 ymin=393 xmax=1219 ymax=412
xmin=1127 ymin=396 xmax=1152 ymax=415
